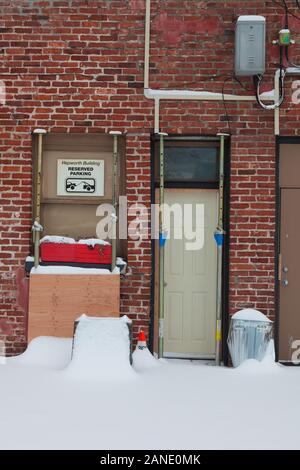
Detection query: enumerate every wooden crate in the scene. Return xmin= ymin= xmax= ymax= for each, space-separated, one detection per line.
xmin=28 ymin=274 xmax=120 ymax=341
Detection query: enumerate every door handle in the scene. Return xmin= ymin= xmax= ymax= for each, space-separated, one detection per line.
xmin=283 ymin=279 xmax=289 ymax=287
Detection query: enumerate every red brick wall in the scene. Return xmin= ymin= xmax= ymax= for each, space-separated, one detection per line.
xmin=0 ymin=0 xmax=299 ymax=353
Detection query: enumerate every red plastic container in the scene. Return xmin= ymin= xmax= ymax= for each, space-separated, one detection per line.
xmin=40 ymin=242 xmax=112 ymax=265
xmin=40 ymin=243 xmax=75 ymax=262
xmin=74 ymin=244 xmax=112 ymax=264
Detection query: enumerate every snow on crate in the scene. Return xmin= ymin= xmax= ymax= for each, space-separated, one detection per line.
xmin=78 ymin=238 xmax=110 ymax=247
xmin=65 ymin=315 xmax=135 ymax=382
xmin=30 ymin=266 xmax=111 ymax=275
xmin=40 ymin=235 xmax=75 ymax=244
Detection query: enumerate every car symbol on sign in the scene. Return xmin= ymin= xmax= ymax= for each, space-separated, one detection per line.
xmin=66 ymin=178 xmax=96 ymax=193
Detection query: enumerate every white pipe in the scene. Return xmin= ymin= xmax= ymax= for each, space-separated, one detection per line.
xmin=274 ymin=69 xmax=280 ymax=136
xmin=154 ymin=98 xmax=160 ymax=134
xmin=150 ymin=88 xmax=275 ymax=134
xmin=144 ymin=0 xmax=151 ymax=89
xmin=149 ymin=88 xmax=266 ymax=133
xmin=286 ymin=67 xmax=300 ymax=74
xmin=145 ymin=88 xmax=258 ymax=101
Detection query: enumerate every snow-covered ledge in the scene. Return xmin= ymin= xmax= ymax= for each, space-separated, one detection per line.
xmin=30 ymin=266 xmax=116 ymax=275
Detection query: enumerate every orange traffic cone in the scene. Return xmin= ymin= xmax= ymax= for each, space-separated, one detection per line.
xmin=137 ymin=330 xmax=147 ymax=350
xmin=133 ymin=329 xmax=159 ymax=371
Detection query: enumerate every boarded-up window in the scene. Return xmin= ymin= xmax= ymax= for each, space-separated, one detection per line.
xmin=32 ymin=133 xmax=126 ymax=256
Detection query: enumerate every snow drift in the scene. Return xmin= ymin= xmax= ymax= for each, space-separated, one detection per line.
xmin=8 ymin=336 xmax=72 ymax=369
xmin=133 ymin=346 xmax=160 ymax=372
xmin=65 ymin=315 xmax=135 ymax=382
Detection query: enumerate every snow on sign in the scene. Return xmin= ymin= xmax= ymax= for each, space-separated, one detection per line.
xmin=57 ymin=159 xmax=104 ymax=197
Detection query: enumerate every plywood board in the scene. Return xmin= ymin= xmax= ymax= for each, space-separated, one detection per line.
xmin=28 ymin=274 xmax=120 ymax=341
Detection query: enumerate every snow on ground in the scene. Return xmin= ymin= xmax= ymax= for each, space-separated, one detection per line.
xmin=8 ymin=336 xmax=72 ymax=369
xmin=1 ymin=337 xmax=300 ymax=450
xmin=132 ymin=345 xmax=161 ymax=372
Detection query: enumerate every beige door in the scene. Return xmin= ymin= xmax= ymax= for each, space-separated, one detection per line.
xmin=163 ymin=190 xmax=218 ymax=358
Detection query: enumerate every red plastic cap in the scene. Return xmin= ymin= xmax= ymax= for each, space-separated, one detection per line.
xmin=138 ymin=330 xmax=146 ymax=342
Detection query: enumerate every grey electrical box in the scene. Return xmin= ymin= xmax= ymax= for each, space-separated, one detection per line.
xmin=235 ymin=15 xmax=266 ymax=76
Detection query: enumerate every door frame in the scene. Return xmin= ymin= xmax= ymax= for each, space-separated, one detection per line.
xmin=275 ymin=136 xmax=300 ymax=363
xmin=149 ymin=135 xmax=231 ymax=363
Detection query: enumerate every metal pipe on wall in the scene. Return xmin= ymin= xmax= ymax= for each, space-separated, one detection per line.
xmin=144 ymin=0 xmax=151 ymax=90
xmin=215 ymin=133 xmax=228 ymax=366
xmin=32 ymin=128 xmax=47 ymax=269
xmin=158 ymin=132 xmax=168 ymax=358
xmin=109 ymin=131 xmax=122 ymax=272
xmin=146 ymin=88 xmax=277 ymax=134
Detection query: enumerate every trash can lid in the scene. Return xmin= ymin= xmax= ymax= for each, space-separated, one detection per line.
xmin=232 ymin=308 xmax=272 ymax=323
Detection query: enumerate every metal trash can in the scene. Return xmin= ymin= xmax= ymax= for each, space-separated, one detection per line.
xmin=227 ymin=309 xmax=273 ymax=367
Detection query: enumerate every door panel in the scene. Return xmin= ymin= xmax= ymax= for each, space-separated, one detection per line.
xmin=168 ymin=292 xmax=183 ymax=340
xmin=279 ymin=144 xmax=300 ymax=188
xmin=164 ymin=190 xmax=218 ymax=358
xmin=191 ymin=293 xmax=207 ymax=341
xmin=170 ymin=239 xmax=183 ymax=275
xmin=279 ymin=188 xmax=300 ymax=361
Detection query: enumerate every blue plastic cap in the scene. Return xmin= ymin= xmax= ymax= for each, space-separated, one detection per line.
xmin=214 ymin=232 xmax=225 ymax=246
xmin=159 ymin=232 xmax=167 ymax=247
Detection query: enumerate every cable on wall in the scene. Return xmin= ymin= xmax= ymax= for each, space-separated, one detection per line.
xmin=254 ymin=44 xmax=286 ymax=110
xmin=272 ymin=0 xmax=300 ymax=21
